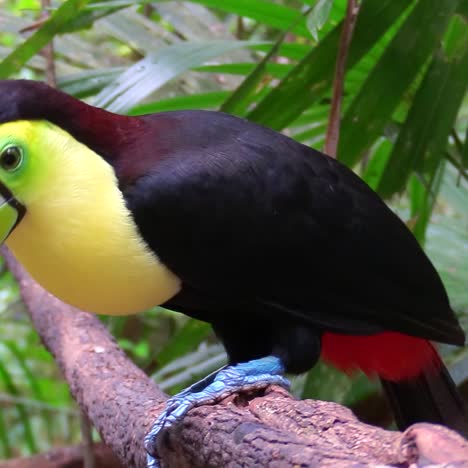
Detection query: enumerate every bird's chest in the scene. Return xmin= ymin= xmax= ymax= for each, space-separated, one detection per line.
xmin=7 ymin=194 xmax=181 ymax=315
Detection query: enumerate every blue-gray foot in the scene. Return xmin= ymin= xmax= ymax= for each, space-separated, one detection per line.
xmin=145 ymin=355 xmax=289 ymax=468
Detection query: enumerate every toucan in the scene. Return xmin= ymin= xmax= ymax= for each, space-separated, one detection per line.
xmin=0 ymin=79 xmax=466 ymax=466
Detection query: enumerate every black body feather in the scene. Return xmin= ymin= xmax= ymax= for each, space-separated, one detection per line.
xmin=124 ymin=111 xmax=463 ymax=352
xmin=382 ymin=365 xmax=468 ymax=438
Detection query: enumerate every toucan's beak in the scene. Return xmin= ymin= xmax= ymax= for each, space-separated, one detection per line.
xmin=0 ymin=184 xmax=25 ymax=244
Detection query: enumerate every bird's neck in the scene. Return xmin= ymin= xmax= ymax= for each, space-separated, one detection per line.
xmin=45 ymin=98 xmax=147 ymax=166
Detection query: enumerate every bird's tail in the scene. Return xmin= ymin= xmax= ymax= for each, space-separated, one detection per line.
xmin=381 ymin=358 xmax=468 ymax=439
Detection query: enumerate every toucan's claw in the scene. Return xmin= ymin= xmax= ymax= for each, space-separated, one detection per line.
xmin=144 ymin=355 xmax=288 ymax=468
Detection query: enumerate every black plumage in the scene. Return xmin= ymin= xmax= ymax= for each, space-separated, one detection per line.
xmin=123 ymin=110 xmax=462 ymax=372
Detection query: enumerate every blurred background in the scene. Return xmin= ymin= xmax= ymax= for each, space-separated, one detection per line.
xmin=0 ymin=0 xmax=466 ymax=459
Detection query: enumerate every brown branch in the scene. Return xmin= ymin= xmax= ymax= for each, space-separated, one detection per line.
xmin=142 ymin=5 xmax=154 ymax=18
xmin=324 ymin=0 xmax=361 ymax=158
xmin=2 ymin=246 xmax=467 ymax=467
xmin=40 ymin=0 xmax=56 ymax=88
xmin=19 ymin=18 xmax=48 ymax=34
xmin=0 ymin=443 xmax=121 ymax=468
xmin=1 ymin=248 xmax=160 ymax=467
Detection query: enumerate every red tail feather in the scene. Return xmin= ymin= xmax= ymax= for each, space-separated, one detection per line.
xmin=321 ymin=331 xmax=440 ymax=381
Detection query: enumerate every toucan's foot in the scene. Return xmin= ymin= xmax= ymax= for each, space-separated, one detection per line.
xmin=145 ymin=355 xmax=288 ymax=467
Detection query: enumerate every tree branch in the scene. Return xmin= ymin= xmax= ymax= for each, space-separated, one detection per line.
xmin=324 ymin=0 xmax=361 ymax=158
xmin=2 ymin=246 xmax=467 ymax=467
xmin=1 ymin=443 xmax=122 ymax=468
xmin=39 ymin=0 xmax=56 ymax=88
xmin=1 ymin=247 xmax=161 ymax=467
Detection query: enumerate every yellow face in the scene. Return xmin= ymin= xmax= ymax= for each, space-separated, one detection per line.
xmin=0 ymin=120 xmax=181 ymax=315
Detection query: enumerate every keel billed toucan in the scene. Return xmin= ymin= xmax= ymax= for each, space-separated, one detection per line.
xmin=0 ymin=79 xmax=466 ymax=465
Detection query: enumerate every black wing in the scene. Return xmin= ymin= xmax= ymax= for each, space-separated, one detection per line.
xmin=124 ymin=110 xmax=464 ymax=346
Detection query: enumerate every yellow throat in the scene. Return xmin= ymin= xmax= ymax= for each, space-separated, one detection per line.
xmin=5 ymin=121 xmax=181 ymax=315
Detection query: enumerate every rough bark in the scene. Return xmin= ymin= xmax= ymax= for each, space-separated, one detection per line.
xmin=0 ymin=443 xmax=122 ymax=468
xmin=2 ymin=247 xmax=468 ymax=468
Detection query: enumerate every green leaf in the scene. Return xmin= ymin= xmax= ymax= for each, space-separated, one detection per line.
xmin=0 ymin=407 xmax=11 ymax=458
xmin=220 ymin=6 xmax=310 ymax=116
xmin=443 ymin=12 xmax=468 ymax=60
xmin=338 ymin=0 xmax=459 ymax=168
xmin=219 ymin=51 xmax=279 ymax=115
xmin=377 ymin=34 xmax=468 ymax=197
xmin=86 ymin=0 xmax=137 ymax=7
xmin=3 ymin=341 xmax=54 ymax=444
xmin=409 ymin=164 xmax=444 ymax=245
xmin=155 ymin=345 xmax=226 ymax=394
xmin=0 ymin=361 xmax=37 ymax=454
xmin=96 ymin=7 xmax=175 ymax=55
xmin=361 ymin=139 xmax=393 ymax=190
xmin=292 ymin=121 xmax=327 ymax=144
xmin=93 ymin=40 xmax=262 ymax=113
xmin=457 ymin=0 xmax=468 ymax=19
xmin=426 ymin=168 xmax=468 ymax=311
xmin=163 ymin=0 xmax=311 ymax=37
xmin=58 ymin=2 xmax=126 ymax=33
xmin=128 ymin=91 xmax=229 ymax=115
xmin=196 ymin=62 xmax=290 ymax=79
xmin=307 ymin=0 xmax=334 ymax=42
xmin=253 ymin=42 xmax=311 ymax=60
xmin=155 ymin=319 xmax=212 ymax=367
xmin=300 ymin=361 xmax=378 ymax=405
xmin=247 ymin=0 xmax=412 ymax=130
xmin=0 ymin=0 xmax=92 ymax=79
xmin=463 ymin=125 xmax=468 ymax=172
xmin=58 ymin=67 xmax=125 ymax=98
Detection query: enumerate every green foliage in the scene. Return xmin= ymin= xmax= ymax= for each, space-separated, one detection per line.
xmin=0 ymin=0 xmax=92 ymax=79
xmin=306 ymin=0 xmax=333 ymax=42
xmin=0 ymin=0 xmax=466 ymax=459
xmin=93 ymin=40 xmax=263 ymax=113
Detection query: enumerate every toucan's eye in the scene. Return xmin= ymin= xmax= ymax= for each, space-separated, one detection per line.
xmin=0 ymin=146 xmax=23 ymax=172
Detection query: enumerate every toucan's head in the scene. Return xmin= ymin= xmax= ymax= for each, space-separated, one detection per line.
xmin=0 ymin=79 xmax=109 ymax=246
xmin=0 ymin=140 xmax=27 ymax=244
xmin=0 ymin=121 xmax=47 ymax=244
xmin=0 ymin=79 xmax=151 ymax=260
xmin=0 ymin=117 xmax=180 ymax=315
xmin=0 ymin=119 xmax=95 ymax=245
